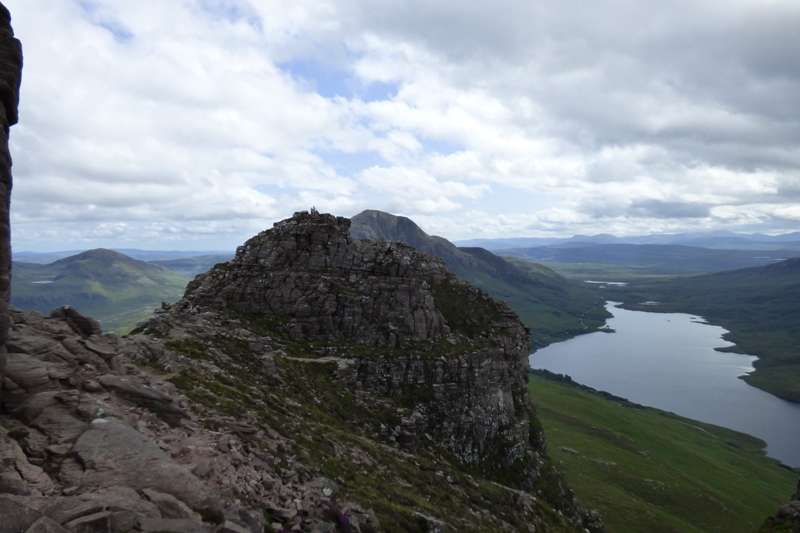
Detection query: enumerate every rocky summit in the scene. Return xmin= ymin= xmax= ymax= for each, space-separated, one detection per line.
xmin=185 ymin=211 xmax=534 ymax=469
xmin=1 ymin=210 xmax=603 ymax=533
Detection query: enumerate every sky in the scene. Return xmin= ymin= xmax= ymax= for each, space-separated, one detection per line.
xmin=4 ymin=0 xmax=800 ymax=252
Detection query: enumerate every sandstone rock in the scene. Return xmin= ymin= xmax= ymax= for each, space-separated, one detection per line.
xmin=0 ymin=474 xmax=30 ymax=495
xmin=63 ymin=510 xmax=115 ymax=533
xmin=185 ymin=211 xmax=535 ymax=470
xmin=3 ymin=355 xmax=64 ymax=410
xmin=186 ymin=212 xmax=450 ymax=349
xmin=72 ymin=418 xmax=219 ymax=512
xmin=0 ymin=0 xmax=23 ymax=395
xmin=777 ymin=501 xmax=800 ymax=519
xmin=142 ymin=487 xmax=199 ymax=520
xmin=0 ymin=427 xmax=54 ymax=496
xmin=48 ymin=307 xmax=102 ymax=339
xmin=0 ymin=495 xmax=43 ymax=533
xmin=21 ymin=517 xmax=70 ymax=533
xmin=136 ymin=517 xmax=214 ymax=533
xmin=97 ymin=374 xmax=185 ymax=427
xmin=213 ymin=521 xmax=250 ymax=533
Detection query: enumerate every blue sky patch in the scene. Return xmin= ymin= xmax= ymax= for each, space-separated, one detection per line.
xmin=74 ymin=0 xmax=134 ymax=43
xmin=98 ymin=20 xmax=133 ymax=43
xmin=279 ymin=58 xmax=397 ymax=102
xmin=197 ymin=0 xmax=263 ymax=31
xmin=325 ymin=150 xmax=384 ymax=177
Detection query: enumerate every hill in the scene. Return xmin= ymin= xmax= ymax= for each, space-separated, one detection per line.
xmin=604 ymin=257 xmax=800 ymax=401
xmin=0 ymin=211 xmax=608 ymax=532
xmin=150 ymin=254 xmax=234 ymax=276
xmin=528 ymin=371 xmax=798 ymax=533
xmin=11 ymin=248 xmax=191 ymax=333
xmin=350 ymin=210 xmax=608 ymax=347
xmin=501 ymin=243 xmax=799 ymax=274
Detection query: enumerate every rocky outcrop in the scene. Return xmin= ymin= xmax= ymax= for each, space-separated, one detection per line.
xmin=760 ymin=479 xmax=800 ymax=532
xmin=182 ymin=210 xmax=601 ymax=530
xmin=0 ymin=0 xmax=22 ymax=398
xmin=1 ymin=305 xmax=359 ymax=533
xmin=186 ymin=211 xmax=535 ymax=470
xmin=349 ymin=210 xmax=605 ymax=349
xmin=187 ymin=211 xmax=452 ymax=348
xmin=0 ymin=210 xmax=602 ymax=532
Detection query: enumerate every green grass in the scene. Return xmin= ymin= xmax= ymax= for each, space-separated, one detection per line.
xmin=11 ymin=249 xmax=191 ymax=334
xmin=158 ymin=319 xmax=586 ymax=533
xmin=498 ymin=258 xmax=611 ymax=346
xmin=528 ymin=373 xmax=798 ymax=533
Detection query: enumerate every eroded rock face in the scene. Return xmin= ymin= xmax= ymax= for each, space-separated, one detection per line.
xmin=186 ymin=211 xmax=536 ymax=473
xmin=0 ymin=218 xmax=601 ymax=532
xmin=187 ymin=211 xmax=451 ymax=348
xmin=0 ymin=0 xmax=22 ymax=396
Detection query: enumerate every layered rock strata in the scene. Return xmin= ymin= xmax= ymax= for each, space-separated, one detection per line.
xmin=186 ymin=211 xmax=534 ymax=470
xmin=0 ymin=0 xmax=21 ymax=395
xmin=1 ymin=306 xmax=358 ymax=533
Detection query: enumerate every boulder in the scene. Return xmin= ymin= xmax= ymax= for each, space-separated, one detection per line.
xmin=97 ymin=374 xmax=185 ymax=427
xmin=72 ymin=418 xmax=220 ymax=512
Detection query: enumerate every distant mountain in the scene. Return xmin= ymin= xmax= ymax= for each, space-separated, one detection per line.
xmin=606 ymin=257 xmax=800 ymax=401
xmin=455 ymin=231 xmax=800 ymax=251
xmin=11 ymin=249 xmax=191 ymax=333
xmin=13 ymin=249 xmax=233 ymax=264
xmin=501 ymin=243 xmax=799 ymax=274
xmin=113 ymin=249 xmax=234 ymax=261
xmin=350 ymin=210 xmax=608 ymax=347
xmin=150 ymin=254 xmax=234 ymax=276
xmin=12 ymin=250 xmax=86 ymax=264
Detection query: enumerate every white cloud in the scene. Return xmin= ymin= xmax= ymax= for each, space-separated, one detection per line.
xmin=4 ymin=0 xmax=800 ymax=250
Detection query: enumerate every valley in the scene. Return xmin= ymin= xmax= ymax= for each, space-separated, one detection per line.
xmin=528 ymin=372 xmax=797 ymax=533
xmin=8 ymin=214 xmax=800 ymax=532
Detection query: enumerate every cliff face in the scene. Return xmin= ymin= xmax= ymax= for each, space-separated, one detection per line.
xmin=186 ymin=211 xmax=534 ymax=471
xmin=1 ymin=210 xmax=601 ymax=532
xmin=187 ymin=212 xmax=452 ymax=348
xmin=349 ymin=209 xmax=607 ymax=349
xmin=0 ymin=0 xmax=22 ymax=397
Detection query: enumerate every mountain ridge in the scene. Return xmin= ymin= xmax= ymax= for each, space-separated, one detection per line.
xmin=350 ymin=209 xmax=608 ymax=347
xmin=0 ymin=210 xmax=603 ymax=533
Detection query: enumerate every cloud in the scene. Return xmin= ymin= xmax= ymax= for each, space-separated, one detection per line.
xmin=4 ymin=0 xmax=800 ymax=251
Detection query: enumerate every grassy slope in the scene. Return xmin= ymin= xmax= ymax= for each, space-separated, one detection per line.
xmin=150 ymin=254 xmax=234 ymax=276
xmin=500 ymin=258 xmax=609 ymax=345
xmin=11 ymin=249 xmax=191 ymax=333
xmin=159 ymin=315 xmax=588 ymax=533
xmin=528 ymin=373 xmax=798 ymax=533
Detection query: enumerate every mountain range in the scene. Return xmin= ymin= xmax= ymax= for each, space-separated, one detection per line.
xmin=10 ymin=249 xmax=191 ymax=333
xmin=500 ymin=243 xmax=799 ymax=274
xmin=455 ymin=230 xmax=800 ymax=251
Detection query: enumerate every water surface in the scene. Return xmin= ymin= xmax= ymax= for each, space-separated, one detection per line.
xmin=529 ymin=302 xmax=800 ymax=467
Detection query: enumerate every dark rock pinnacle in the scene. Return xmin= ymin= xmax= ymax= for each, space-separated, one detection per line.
xmin=0 ymin=0 xmax=22 ymax=398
